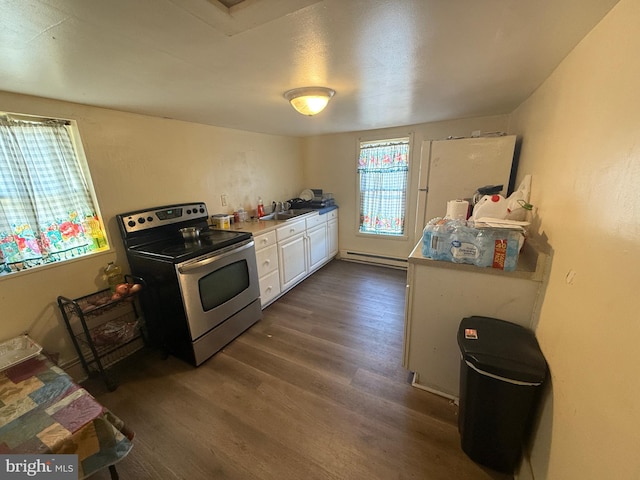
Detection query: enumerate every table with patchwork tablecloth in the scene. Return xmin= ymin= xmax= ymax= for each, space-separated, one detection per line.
xmin=0 ymin=354 xmax=133 ymax=479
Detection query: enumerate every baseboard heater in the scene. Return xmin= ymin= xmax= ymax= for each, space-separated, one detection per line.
xmin=339 ymin=250 xmax=407 ymax=269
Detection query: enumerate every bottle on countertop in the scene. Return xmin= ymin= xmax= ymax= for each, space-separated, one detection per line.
xmin=257 ymin=197 xmax=265 ymax=218
xmin=104 ymin=261 xmax=125 ymax=292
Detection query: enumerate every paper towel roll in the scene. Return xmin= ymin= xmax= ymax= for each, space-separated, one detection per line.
xmin=446 ymin=199 xmax=469 ymax=220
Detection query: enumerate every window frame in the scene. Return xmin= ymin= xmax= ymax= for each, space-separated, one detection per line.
xmin=0 ymin=111 xmax=110 ymax=278
xmin=355 ymin=133 xmax=414 ymax=240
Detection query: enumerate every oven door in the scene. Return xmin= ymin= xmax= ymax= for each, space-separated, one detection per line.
xmin=175 ymin=239 xmax=260 ymax=340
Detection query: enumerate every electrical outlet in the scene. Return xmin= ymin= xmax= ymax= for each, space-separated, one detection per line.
xmin=221 ymin=194 xmax=227 ymax=206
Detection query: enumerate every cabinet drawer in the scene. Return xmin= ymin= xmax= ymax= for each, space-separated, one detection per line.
xmin=276 ymin=218 xmax=306 ymax=242
xmin=305 ymin=212 xmax=326 ymax=229
xmin=327 ymin=209 xmax=338 ymax=221
xmin=254 ymin=231 xmax=276 ymax=250
xmin=256 ymin=244 xmax=278 ymax=277
xmin=259 ymin=269 xmax=281 ymax=307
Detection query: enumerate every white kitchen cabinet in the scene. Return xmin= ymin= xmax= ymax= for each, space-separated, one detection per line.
xmin=307 ymin=223 xmax=328 ymax=272
xmin=327 ymin=209 xmax=338 ymax=258
xmin=254 ymin=231 xmax=281 ymax=307
xmin=306 ymin=214 xmax=328 ymax=273
xmin=403 ymin=240 xmax=548 ymax=400
xmin=276 ymin=218 xmax=308 ymax=292
xmin=278 ymin=233 xmax=307 ymax=291
xmin=250 ymin=209 xmax=339 ymax=307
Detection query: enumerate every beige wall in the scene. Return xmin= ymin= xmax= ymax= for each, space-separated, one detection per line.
xmin=508 ymin=0 xmax=640 ymax=478
xmin=302 ymin=115 xmax=511 ymax=261
xmin=0 ymin=92 xmax=304 ymax=365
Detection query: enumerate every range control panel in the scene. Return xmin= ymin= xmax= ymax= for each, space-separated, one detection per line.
xmin=118 ymin=202 xmax=209 ymax=234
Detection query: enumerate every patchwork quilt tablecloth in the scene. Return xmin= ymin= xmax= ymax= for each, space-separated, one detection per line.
xmin=0 ymin=355 xmax=133 ymax=478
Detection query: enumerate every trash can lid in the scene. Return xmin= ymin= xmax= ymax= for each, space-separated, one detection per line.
xmin=457 ymin=316 xmax=547 ymax=384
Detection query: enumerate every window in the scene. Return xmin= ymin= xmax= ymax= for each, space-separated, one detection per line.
xmin=0 ymin=113 xmax=108 ymax=276
xmin=357 ymin=137 xmax=410 ymax=236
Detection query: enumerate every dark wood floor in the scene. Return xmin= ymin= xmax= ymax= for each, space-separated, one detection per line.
xmin=85 ymin=260 xmax=512 ymax=480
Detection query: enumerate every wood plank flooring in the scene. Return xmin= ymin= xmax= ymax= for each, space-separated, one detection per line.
xmin=85 ymin=260 xmax=512 ymax=480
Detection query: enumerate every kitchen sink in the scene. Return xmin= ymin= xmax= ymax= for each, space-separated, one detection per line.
xmin=259 ymin=208 xmax=315 ymax=221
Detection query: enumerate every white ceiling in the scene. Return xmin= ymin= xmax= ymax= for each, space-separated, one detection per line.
xmin=0 ymin=0 xmax=619 ymax=137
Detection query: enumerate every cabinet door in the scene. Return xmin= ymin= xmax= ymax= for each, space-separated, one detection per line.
xmin=327 ymin=219 xmax=338 ymax=258
xmin=278 ymin=233 xmax=307 ymax=291
xmin=307 ymin=223 xmax=328 ymax=272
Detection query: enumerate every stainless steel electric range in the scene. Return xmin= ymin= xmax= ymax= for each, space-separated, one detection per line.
xmin=116 ymin=202 xmax=261 ymax=366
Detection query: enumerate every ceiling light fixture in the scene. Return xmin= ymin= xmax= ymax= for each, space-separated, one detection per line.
xmin=283 ymin=87 xmax=335 ymax=116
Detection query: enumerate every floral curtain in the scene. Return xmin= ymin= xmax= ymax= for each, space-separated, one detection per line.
xmin=357 ymin=138 xmax=410 ymax=236
xmin=0 ymin=118 xmax=107 ymax=274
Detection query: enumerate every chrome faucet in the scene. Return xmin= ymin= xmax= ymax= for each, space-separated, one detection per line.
xmin=273 ymin=201 xmax=291 ymax=213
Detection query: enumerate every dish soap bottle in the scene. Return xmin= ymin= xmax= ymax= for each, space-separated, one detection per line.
xmin=104 ymin=261 xmax=124 ymax=292
xmin=257 ymin=197 xmax=265 ymax=218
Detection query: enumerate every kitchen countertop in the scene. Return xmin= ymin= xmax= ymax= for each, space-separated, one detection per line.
xmin=313 ymin=205 xmax=339 ymax=215
xmin=217 ymin=206 xmax=337 ymax=236
xmin=408 ymin=237 xmax=549 ymax=282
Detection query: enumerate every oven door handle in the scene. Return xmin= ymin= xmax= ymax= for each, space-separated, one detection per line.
xmin=177 ymin=240 xmax=254 ymax=273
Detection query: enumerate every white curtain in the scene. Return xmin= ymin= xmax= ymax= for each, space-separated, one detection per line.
xmin=357 ymin=138 xmax=410 ymax=236
xmin=0 ymin=118 xmax=106 ymax=272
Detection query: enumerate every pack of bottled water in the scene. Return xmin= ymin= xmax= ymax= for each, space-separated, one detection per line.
xmin=422 ymin=218 xmax=522 ymax=271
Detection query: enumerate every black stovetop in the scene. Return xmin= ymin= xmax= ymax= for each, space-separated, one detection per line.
xmin=117 ymin=202 xmax=253 ymax=263
xmin=127 ymin=229 xmax=252 ymax=263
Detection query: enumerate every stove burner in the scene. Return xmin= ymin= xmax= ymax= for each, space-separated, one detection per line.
xmin=199 ymin=230 xmax=241 ymax=242
xmin=162 ymin=242 xmax=203 ymax=256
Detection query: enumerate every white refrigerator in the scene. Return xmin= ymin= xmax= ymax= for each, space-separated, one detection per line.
xmin=414 ymin=135 xmax=517 ymax=239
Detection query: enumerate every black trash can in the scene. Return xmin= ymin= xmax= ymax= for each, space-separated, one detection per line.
xmin=457 ymin=316 xmax=547 ymax=473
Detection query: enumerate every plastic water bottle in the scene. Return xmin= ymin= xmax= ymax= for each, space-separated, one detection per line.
xmin=473 ymin=229 xmax=496 ymax=268
xmin=503 ymin=231 xmax=522 ymax=271
xmin=421 ymin=218 xmax=439 ymax=257
xmin=448 ymin=223 xmax=480 ymax=265
xmin=422 ymin=218 xmax=468 ymax=262
xmin=473 ymin=229 xmax=522 ymax=271
xmin=104 ymin=262 xmax=124 ymax=292
xmin=422 ymin=218 xmax=450 ymax=259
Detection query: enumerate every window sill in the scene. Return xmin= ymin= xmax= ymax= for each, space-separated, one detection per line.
xmin=0 ymin=247 xmax=113 ymax=282
xmin=356 ymin=231 xmax=409 ymax=241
